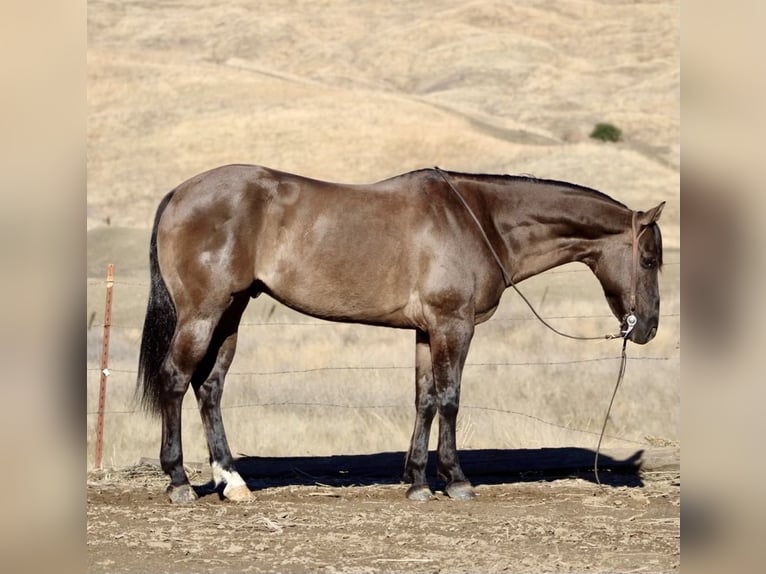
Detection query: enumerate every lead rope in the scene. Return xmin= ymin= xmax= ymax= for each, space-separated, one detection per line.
xmin=592 ymin=213 xmax=645 ymax=487
xmin=433 ymin=167 xmax=636 ymax=487
xmin=594 ymin=336 xmax=629 ymax=486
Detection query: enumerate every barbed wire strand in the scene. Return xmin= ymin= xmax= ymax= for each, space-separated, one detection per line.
xmin=85 ymin=260 xmax=680 ymax=287
xmin=85 ymin=400 xmax=647 ymax=446
xmin=87 ymin=312 xmax=680 ymax=331
xmin=87 ymin=355 xmax=676 ymax=379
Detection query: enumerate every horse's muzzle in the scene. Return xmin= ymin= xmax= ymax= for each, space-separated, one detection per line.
xmin=626 ymin=318 xmax=658 ymax=345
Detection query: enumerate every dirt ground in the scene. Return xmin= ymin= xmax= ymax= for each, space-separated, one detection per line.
xmin=87 ymin=464 xmax=679 ymax=573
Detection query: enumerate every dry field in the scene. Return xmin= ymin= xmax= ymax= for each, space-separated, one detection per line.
xmin=87 ymin=464 xmax=679 ymax=573
xmin=87 ymin=1 xmax=679 ymax=572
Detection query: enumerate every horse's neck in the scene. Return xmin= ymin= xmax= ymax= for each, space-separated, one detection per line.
xmin=479 ymin=180 xmax=630 ymax=283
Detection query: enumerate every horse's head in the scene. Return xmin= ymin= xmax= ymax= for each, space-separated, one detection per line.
xmin=595 ymin=202 xmax=665 ymax=345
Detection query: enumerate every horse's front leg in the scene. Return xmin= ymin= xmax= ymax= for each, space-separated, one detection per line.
xmin=430 ymin=318 xmax=476 ymax=500
xmin=404 ymin=329 xmax=438 ymax=501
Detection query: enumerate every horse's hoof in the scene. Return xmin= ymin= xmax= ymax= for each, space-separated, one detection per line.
xmin=224 ymin=484 xmax=254 ymax=503
xmin=167 ymin=484 xmax=198 ymax=504
xmin=406 ymin=484 xmax=434 ymax=502
xmin=446 ymin=481 xmax=476 ymax=500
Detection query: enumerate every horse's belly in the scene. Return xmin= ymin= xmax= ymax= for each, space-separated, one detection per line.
xmin=256 ymin=252 xmax=420 ymax=328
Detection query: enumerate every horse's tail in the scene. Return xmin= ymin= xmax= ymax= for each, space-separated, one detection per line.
xmin=137 ymin=190 xmax=176 ymax=417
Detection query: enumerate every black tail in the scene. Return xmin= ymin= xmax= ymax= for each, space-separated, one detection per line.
xmin=137 ymin=191 xmax=177 ymax=417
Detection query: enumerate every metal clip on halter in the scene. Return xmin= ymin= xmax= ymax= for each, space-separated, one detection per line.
xmin=622 ymin=314 xmax=637 ymax=338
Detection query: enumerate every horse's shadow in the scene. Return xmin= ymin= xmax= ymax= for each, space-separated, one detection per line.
xmin=193 ymin=447 xmax=645 ymax=499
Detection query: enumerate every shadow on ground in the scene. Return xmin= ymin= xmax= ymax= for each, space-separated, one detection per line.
xmin=192 ymin=447 xmax=645 ymax=498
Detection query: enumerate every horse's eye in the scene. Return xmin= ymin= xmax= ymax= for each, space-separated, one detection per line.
xmin=641 ymin=257 xmax=658 ymax=270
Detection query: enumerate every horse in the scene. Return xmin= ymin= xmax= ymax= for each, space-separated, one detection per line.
xmin=137 ymin=164 xmax=665 ymax=504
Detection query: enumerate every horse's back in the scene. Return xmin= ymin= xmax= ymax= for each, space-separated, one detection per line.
xmin=246 ymin=167 xmax=440 ymax=325
xmin=156 ymin=165 xmax=449 ymax=327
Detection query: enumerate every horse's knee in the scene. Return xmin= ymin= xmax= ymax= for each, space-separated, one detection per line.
xmin=438 ymin=394 xmax=460 ymax=419
xmin=416 ymin=391 xmax=437 ymax=419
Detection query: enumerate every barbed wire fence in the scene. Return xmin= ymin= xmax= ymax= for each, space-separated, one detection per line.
xmin=87 ymin=262 xmax=680 ymax=468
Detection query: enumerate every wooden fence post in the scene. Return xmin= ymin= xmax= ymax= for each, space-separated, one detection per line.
xmin=94 ymin=263 xmax=114 ymax=470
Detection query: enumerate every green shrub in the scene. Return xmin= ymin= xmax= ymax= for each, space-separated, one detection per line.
xmin=590 ymin=122 xmax=622 ymax=142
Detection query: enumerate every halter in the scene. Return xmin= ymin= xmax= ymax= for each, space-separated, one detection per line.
xmin=434 ymin=167 xmax=644 ymax=341
xmin=623 ymin=210 xmax=650 ymax=338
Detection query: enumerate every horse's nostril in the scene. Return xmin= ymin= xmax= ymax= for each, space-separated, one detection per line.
xmin=649 ymin=326 xmax=657 ymax=340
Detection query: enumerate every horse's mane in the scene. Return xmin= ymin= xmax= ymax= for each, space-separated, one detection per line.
xmin=444 ymin=170 xmax=664 ymax=270
xmin=441 ymin=170 xmax=629 ymax=210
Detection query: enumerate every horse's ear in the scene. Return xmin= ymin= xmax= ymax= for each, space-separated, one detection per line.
xmin=637 ymin=201 xmax=665 ymax=227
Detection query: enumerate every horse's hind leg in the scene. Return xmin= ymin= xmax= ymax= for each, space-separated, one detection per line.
xmin=160 ymin=313 xmax=221 ymax=503
xmin=192 ymin=293 xmax=252 ymax=502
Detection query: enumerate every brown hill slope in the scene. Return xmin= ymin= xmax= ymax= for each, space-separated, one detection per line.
xmin=87 ymin=0 xmax=679 ymax=248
